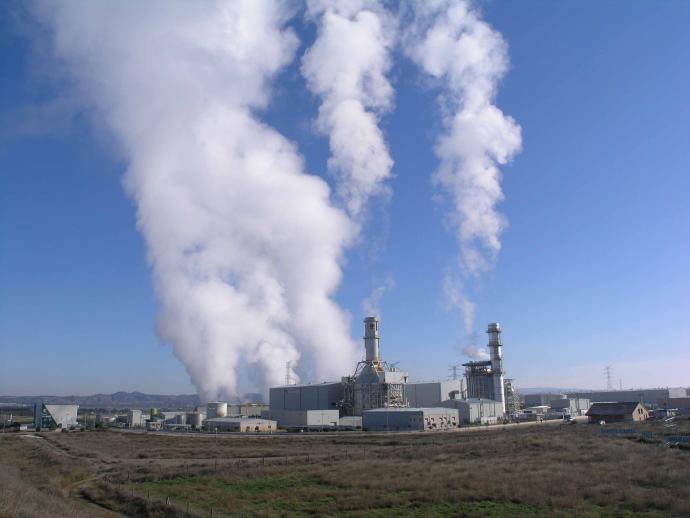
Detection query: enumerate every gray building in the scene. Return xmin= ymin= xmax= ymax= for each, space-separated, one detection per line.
xmin=404 ymin=380 xmax=464 ymax=407
xmin=566 ymin=388 xmax=685 ymax=408
xmin=362 ymin=407 xmax=459 ymax=431
xmin=205 ymin=417 xmax=276 ymax=433
xmin=262 ymin=409 xmax=340 ymax=430
xmin=442 ymin=398 xmax=504 ymax=425
xmin=269 ymin=382 xmax=344 ymax=413
xmin=34 ymin=403 xmax=79 ymax=431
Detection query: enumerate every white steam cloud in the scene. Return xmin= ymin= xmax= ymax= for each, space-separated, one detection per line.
xmin=361 ymin=276 xmax=395 ymax=317
xmin=405 ymin=1 xmax=522 ymax=335
xmin=34 ymin=1 xmax=359 ymax=401
xmin=302 ymin=0 xmax=395 ymax=218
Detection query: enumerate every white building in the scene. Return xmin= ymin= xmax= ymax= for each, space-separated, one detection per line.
xmin=34 ymin=403 xmax=79 ymax=431
xmin=205 ymin=417 xmax=276 ymax=433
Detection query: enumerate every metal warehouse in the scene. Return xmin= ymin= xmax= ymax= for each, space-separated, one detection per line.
xmin=362 ymin=407 xmax=459 ymax=431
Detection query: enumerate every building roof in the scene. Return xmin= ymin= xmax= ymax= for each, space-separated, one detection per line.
xmin=205 ymin=417 xmax=274 ymax=423
xmin=363 ymin=407 xmax=456 ymax=413
xmin=586 ymin=402 xmax=644 ymax=416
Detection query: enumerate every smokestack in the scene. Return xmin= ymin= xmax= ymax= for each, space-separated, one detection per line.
xmin=487 ymin=322 xmax=506 ymax=413
xmin=364 ymin=316 xmax=380 ymax=362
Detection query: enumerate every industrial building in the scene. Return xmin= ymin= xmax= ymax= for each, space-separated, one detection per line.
xmin=362 ymin=407 xmax=458 ymax=431
xmin=549 ymin=397 xmax=591 ymax=416
xmin=404 ymin=380 xmax=464 ymax=407
xmin=206 ymin=401 xmax=228 ymax=418
xmin=523 ymin=393 xmax=566 ymax=408
xmin=262 ymin=409 xmax=340 ymax=430
xmin=205 ymin=417 xmax=276 ymax=433
xmin=442 ymin=398 xmax=504 ymax=425
xmin=462 ymin=323 xmax=507 ymax=413
xmin=268 ymin=318 xmax=510 ymax=425
xmin=34 ymin=403 xmax=79 ymax=431
xmin=566 ymin=388 xmax=687 ymax=408
xmin=269 ymin=382 xmax=343 ymax=413
xmin=586 ymin=402 xmax=649 ymax=423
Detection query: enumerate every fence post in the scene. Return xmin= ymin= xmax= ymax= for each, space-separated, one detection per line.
xmin=166 ymin=496 xmax=170 ymax=505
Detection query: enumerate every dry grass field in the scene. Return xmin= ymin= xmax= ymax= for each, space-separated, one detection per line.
xmin=1 ymin=419 xmax=689 ymax=517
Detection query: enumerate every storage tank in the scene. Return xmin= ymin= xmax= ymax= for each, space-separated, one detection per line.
xmin=206 ymin=402 xmax=227 ymax=418
xmin=174 ymin=413 xmax=187 ymax=425
xmin=186 ymin=412 xmax=203 ymax=429
xmin=150 ymin=408 xmax=159 ymax=419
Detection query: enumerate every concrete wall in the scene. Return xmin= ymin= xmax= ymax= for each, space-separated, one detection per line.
xmin=362 ymin=408 xmax=459 ymax=431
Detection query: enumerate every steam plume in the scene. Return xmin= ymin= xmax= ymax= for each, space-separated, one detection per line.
xmin=404 ymin=1 xmax=522 ymax=334
xmin=301 ymin=0 xmax=395 ymax=218
xmin=34 ymin=1 xmax=359 ymax=401
xmin=361 ymin=276 xmax=395 ymax=317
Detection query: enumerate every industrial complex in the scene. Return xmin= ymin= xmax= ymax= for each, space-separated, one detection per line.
xmin=22 ymin=316 xmax=690 ymax=434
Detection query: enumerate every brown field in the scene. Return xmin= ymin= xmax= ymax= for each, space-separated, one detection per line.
xmin=1 ymin=419 xmax=689 ymax=517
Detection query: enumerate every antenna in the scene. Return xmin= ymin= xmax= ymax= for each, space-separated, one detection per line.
xmin=604 ymin=365 xmax=613 ymax=390
xmin=449 ymin=364 xmax=461 ymax=381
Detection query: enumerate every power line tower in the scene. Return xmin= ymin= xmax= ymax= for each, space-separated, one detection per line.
xmin=604 ymin=365 xmax=613 ymax=390
xmin=449 ymin=364 xmax=461 ymax=381
xmin=285 ymin=361 xmax=293 ymax=386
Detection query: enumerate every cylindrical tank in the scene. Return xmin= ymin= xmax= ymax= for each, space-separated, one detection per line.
xmin=150 ymin=407 xmax=159 ymax=419
xmin=186 ymin=412 xmax=203 ymax=428
xmin=206 ymin=402 xmax=227 ymax=418
xmin=174 ymin=413 xmax=187 ymax=425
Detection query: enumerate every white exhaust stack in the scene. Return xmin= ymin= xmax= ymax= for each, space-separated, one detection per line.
xmin=487 ymin=323 xmax=506 ymax=413
xmin=364 ymin=316 xmax=381 ymax=363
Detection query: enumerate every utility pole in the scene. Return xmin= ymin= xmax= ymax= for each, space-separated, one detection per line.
xmin=604 ymin=366 xmax=613 ymax=390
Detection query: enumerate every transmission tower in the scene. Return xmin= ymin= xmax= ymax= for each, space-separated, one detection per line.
xmin=604 ymin=365 xmax=613 ymax=390
xmin=285 ymin=360 xmax=293 ymax=386
xmin=449 ymin=364 xmax=461 ymax=381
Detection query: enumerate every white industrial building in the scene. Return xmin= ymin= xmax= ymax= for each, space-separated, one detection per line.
xmin=441 ymin=398 xmax=504 ymax=425
xmin=362 ymin=407 xmax=459 ymax=431
xmin=34 ymin=403 xmax=79 ymax=431
xmin=205 ymin=417 xmax=276 ymax=433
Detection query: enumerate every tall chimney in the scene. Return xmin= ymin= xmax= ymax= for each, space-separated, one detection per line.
xmin=364 ymin=316 xmax=380 ymax=362
xmin=487 ymin=322 xmax=506 ymax=413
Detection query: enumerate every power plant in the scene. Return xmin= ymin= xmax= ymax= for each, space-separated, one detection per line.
xmin=264 ymin=317 xmax=514 ymax=429
xmin=463 ymin=322 xmax=507 ymax=413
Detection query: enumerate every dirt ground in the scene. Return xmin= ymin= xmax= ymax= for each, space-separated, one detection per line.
xmin=1 ymin=418 xmax=689 ymax=517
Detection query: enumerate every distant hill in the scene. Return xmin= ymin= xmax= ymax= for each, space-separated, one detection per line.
xmin=0 ymin=391 xmax=202 ymax=410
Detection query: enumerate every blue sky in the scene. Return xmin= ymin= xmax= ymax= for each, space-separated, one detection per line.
xmin=1 ymin=1 xmax=688 ymax=396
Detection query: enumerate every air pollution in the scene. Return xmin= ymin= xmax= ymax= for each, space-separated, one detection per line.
xmin=403 ymin=1 xmax=522 ymax=343
xmin=32 ymin=0 xmax=519 ymax=400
